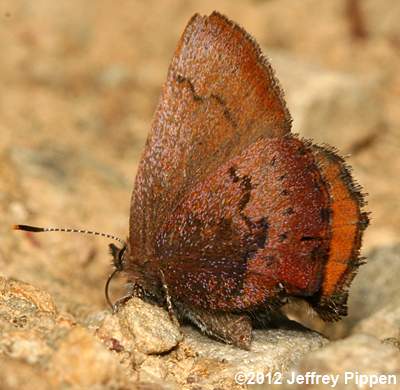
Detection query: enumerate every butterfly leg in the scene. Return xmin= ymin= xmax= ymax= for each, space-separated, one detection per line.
xmin=110 ymin=283 xmax=152 ymax=313
xmin=160 ymin=270 xmax=181 ymax=329
xmin=177 ymin=305 xmax=253 ymax=350
xmin=111 ymin=294 xmax=133 ymax=313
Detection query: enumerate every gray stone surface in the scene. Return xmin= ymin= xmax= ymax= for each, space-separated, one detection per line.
xmin=181 ymin=326 xmax=328 ymax=388
xmin=346 ymin=245 xmax=400 ymax=330
xmin=117 ymin=298 xmax=183 ymax=354
xmin=0 ymin=277 xmax=330 ymax=390
xmin=0 ymin=277 xmax=159 ymax=389
xmin=270 ymin=51 xmax=384 ymax=153
xmin=353 ymin=299 xmax=400 ymax=341
xmin=183 ymin=326 xmax=327 ymax=372
xmin=48 ymin=326 xmax=135 ymax=388
xmin=280 ymin=334 xmax=400 ymax=390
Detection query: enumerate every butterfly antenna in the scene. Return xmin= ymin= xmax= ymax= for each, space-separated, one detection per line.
xmin=13 ymin=223 xmax=127 ymax=311
xmin=13 ymin=224 xmax=125 ymax=246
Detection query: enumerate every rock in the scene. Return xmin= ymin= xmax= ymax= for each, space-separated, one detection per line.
xmin=283 ymin=334 xmax=400 ymax=390
xmin=96 ymin=310 xmax=135 ymax=354
xmin=48 ymin=326 xmax=135 ymax=388
xmin=98 ymin=300 xmax=328 ymax=389
xmin=0 ymin=356 xmax=53 ymax=390
xmin=0 ymin=331 xmax=53 ymax=365
xmin=0 ymin=277 xmax=60 ymax=364
xmin=0 ymin=278 xmax=162 ymax=389
xmin=138 ymin=355 xmax=169 ymax=383
xmin=353 ymin=300 xmax=400 ymax=340
xmin=345 ymin=245 xmax=400 ymax=329
xmin=181 ymin=326 xmax=327 ymax=387
xmin=269 ymin=51 xmax=384 ymax=152
xmin=1 ymin=277 xmax=270 ymax=389
xmin=0 ymin=277 xmax=57 ymax=315
xmin=117 ymin=297 xmax=183 ymax=354
xmin=382 ymin=338 xmax=400 ymax=351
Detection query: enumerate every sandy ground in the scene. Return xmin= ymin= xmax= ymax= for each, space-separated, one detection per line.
xmin=1 ymin=0 xmax=399 ymax=323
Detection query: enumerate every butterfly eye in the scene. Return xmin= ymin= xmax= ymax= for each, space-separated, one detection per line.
xmin=108 ymin=243 xmax=127 ymax=271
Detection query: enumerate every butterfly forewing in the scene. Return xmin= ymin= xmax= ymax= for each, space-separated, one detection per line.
xmin=129 ymin=12 xmax=291 ymax=264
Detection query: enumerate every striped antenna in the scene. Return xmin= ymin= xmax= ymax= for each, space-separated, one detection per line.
xmin=13 ymin=224 xmax=125 ymax=246
xmin=13 ymin=223 xmax=128 ymax=311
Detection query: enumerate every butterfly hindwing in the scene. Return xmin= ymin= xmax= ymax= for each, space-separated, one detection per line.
xmin=156 ymin=136 xmax=331 ymax=311
xmin=307 ymin=145 xmax=369 ymax=320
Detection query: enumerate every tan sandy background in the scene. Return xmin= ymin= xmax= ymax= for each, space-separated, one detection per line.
xmin=1 ymin=0 xmax=399 ymax=324
xmin=1 ymin=1 xmax=400 ymax=388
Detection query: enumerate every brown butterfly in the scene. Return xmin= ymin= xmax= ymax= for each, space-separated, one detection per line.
xmin=15 ymin=12 xmax=369 ymax=349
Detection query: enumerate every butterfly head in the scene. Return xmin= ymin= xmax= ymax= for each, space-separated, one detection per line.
xmin=108 ymin=242 xmax=127 ymax=272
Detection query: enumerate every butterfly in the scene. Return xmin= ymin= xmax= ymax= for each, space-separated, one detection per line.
xmin=15 ymin=12 xmax=369 ymax=349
